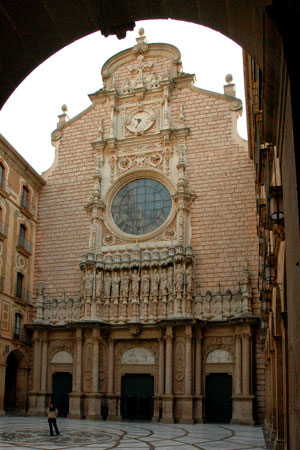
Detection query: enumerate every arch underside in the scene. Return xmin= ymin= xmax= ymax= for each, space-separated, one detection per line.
xmin=1 ymin=1 xmax=269 ymax=108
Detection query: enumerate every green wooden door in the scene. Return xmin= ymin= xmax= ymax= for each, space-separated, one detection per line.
xmin=205 ymin=373 xmax=232 ymax=423
xmin=121 ymin=374 xmax=154 ymax=420
xmin=52 ymin=372 xmax=72 ymax=417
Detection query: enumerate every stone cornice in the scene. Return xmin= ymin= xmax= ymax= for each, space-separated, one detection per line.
xmin=0 ymin=134 xmax=45 ymax=190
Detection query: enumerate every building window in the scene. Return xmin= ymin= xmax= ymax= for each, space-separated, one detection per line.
xmin=111 ymin=178 xmax=172 ymax=235
xmin=16 ymin=272 xmax=24 ymax=299
xmin=21 ymin=186 xmax=29 ymax=208
xmin=0 ymin=164 xmax=3 ymax=187
xmin=19 ymin=224 xmax=26 ymax=247
xmin=14 ymin=313 xmax=22 ymax=339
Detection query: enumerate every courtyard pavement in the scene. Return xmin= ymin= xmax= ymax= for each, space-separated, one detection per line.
xmin=0 ymin=416 xmax=266 ymax=450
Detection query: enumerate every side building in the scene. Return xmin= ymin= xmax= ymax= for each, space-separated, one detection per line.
xmin=27 ymin=31 xmax=263 ymax=424
xmin=0 ymin=134 xmax=45 ymax=415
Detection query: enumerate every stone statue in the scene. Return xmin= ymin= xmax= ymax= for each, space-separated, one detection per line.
xmin=160 ymin=268 xmax=168 ymax=295
xmin=141 ymin=269 xmax=150 ymax=297
xmin=131 ymin=269 xmax=140 ymax=298
xmin=120 ymin=270 xmax=130 ymax=297
xmin=203 ymin=292 xmax=211 ymax=318
xmin=112 ymin=272 xmax=121 ymax=297
xmin=151 ymin=268 xmax=160 ymax=296
xmin=96 ymin=269 xmax=103 ymax=298
xmin=80 ymin=270 xmax=85 ymax=299
xmin=167 ymin=266 xmax=173 ymax=294
xmin=85 ymin=269 xmax=94 ymax=298
xmin=175 ymin=264 xmax=184 ymax=293
xmin=186 ymin=265 xmax=193 ymax=294
xmin=104 ymin=272 xmax=112 ymax=297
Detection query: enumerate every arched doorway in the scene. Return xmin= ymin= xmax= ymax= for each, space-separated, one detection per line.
xmin=52 ymin=372 xmax=72 ymax=417
xmin=121 ymin=374 xmax=154 ymax=420
xmin=4 ymin=350 xmax=26 ymax=413
xmin=205 ymin=373 xmax=232 ymax=423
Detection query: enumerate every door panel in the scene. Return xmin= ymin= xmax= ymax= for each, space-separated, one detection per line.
xmin=121 ymin=374 xmax=154 ymax=420
xmin=52 ymin=372 xmax=72 ymax=417
xmin=205 ymin=373 xmax=232 ymax=423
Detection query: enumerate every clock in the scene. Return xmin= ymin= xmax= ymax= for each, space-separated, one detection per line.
xmin=126 ymin=109 xmax=154 ymax=134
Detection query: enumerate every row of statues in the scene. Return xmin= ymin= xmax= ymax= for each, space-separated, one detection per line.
xmin=34 ymin=261 xmax=253 ymax=325
xmin=82 ymin=264 xmax=193 ymax=300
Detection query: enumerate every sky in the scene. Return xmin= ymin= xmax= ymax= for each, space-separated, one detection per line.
xmin=0 ymin=19 xmax=247 ymax=175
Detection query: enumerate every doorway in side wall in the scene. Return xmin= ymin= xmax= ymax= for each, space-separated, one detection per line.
xmin=205 ymin=373 xmax=232 ymax=423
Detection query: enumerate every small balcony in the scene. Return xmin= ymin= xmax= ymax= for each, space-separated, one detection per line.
xmin=0 ymin=180 xmax=8 ymax=198
xmin=17 ymin=235 xmax=32 ymax=256
xmin=0 ymin=276 xmax=4 ymax=291
xmin=15 ymin=286 xmax=31 ymax=302
xmin=20 ymin=198 xmax=36 ymax=217
xmin=13 ymin=328 xmax=30 ymax=344
xmin=0 ymin=219 xmax=7 ymax=240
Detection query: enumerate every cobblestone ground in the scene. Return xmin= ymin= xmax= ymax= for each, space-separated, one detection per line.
xmin=0 ymin=417 xmax=266 ymax=450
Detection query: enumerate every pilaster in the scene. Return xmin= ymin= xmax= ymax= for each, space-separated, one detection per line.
xmin=161 ymin=326 xmax=174 ymax=423
xmin=69 ymin=328 xmax=83 ymax=418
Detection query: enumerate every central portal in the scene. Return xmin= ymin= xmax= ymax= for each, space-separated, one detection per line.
xmin=52 ymin=372 xmax=72 ymax=417
xmin=121 ymin=374 xmax=154 ymax=420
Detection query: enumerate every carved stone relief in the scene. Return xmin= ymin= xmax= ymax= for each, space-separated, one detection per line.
xmin=83 ymin=342 xmax=93 ymax=393
xmin=203 ymin=336 xmax=235 ymax=362
xmin=122 ymin=347 xmax=155 ymax=364
xmin=99 ymin=343 xmax=107 ymax=392
xmin=174 ymin=340 xmax=185 ymax=394
xmin=116 ymin=341 xmax=158 ymax=365
xmin=206 ymin=349 xmax=232 ymax=363
xmin=52 ymin=350 xmax=73 ymax=364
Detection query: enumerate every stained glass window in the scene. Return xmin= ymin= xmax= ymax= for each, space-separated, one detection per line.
xmin=111 ymin=178 xmax=172 ymax=235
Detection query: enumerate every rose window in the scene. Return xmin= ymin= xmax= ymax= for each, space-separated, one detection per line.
xmin=111 ymin=178 xmax=172 ymax=235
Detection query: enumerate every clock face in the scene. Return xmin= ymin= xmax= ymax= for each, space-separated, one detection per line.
xmin=126 ymin=110 xmax=154 ymax=134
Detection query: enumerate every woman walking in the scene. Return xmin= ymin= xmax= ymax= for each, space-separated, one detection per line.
xmin=47 ymin=403 xmax=60 ymax=436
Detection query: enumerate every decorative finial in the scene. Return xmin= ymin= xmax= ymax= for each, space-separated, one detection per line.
xmin=224 ymin=74 xmax=236 ymax=97
xmin=139 ymin=28 xmax=145 ymax=36
xmin=62 ymin=104 xmax=68 ymax=113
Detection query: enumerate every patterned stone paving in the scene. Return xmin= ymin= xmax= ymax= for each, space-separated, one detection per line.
xmin=0 ymin=417 xmax=266 ymax=450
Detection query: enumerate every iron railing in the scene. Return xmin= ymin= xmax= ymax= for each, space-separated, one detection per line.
xmin=18 ymin=235 xmax=32 ymax=254
xmin=15 ymin=285 xmax=31 ymax=302
xmin=21 ymin=198 xmax=36 ymax=216
xmin=0 ymin=219 xmax=8 ymax=237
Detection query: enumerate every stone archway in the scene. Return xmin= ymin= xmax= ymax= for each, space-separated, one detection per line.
xmin=0 ymin=2 xmax=289 ymax=111
xmin=4 ymin=350 xmax=27 ymax=414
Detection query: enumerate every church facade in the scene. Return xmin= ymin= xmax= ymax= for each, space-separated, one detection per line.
xmin=2 ymin=30 xmax=263 ymax=424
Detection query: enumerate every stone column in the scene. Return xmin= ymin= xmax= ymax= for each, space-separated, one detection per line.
xmin=165 ymin=328 xmax=173 ymax=395
xmin=33 ymin=331 xmax=42 ymax=392
xmin=231 ymin=326 xmax=254 ymax=425
xmin=274 ymin=337 xmax=285 ymax=450
xmin=69 ymin=328 xmax=83 ymax=418
xmin=37 ymin=331 xmax=50 ymax=414
xmin=182 ymin=324 xmax=193 ymax=423
xmin=153 ymin=337 xmax=165 ymax=422
xmin=270 ymin=347 xmax=277 ymax=440
xmin=107 ymin=337 xmax=118 ymax=420
xmin=86 ymin=328 xmax=102 ymax=420
xmin=28 ymin=330 xmax=41 ymax=415
xmin=158 ymin=338 xmax=165 ymax=395
xmin=232 ymin=331 xmax=254 ymax=425
xmin=242 ymin=333 xmax=251 ymax=395
xmin=161 ymin=326 xmax=174 ymax=423
xmin=235 ymin=335 xmax=242 ymax=395
xmin=194 ymin=330 xmax=203 ymax=423
xmin=0 ymin=362 xmax=6 ymax=415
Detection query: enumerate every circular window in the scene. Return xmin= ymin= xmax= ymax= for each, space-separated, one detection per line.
xmin=111 ymin=178 xmax=172 ymax=235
